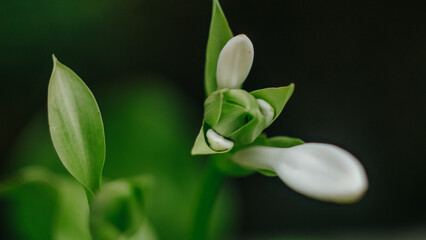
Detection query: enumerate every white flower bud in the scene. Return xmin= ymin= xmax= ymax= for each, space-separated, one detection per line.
xmin=233 ymin=143 xmax=368 ymax=203
xmin=256 ymin=99 xmax=274 ymax=126
xmin=206 ymin=129 xmax=234 ymax=151
xmin=216 ymin=34 xmax=254 ymax=89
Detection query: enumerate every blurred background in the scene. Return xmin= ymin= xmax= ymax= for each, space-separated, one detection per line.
xmin=1 ymin=0 xmax=426 ymax=239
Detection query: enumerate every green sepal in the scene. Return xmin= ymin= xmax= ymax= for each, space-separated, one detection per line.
xmin=250 ymin=83 xmax=295 ymax=127
xmin=265 ymin=135 xmax=304 ymax=148
xmin=205 ymin=0 xmax=233 ymax=96
xmin=48 ymin=55 xmax=105 ymax=196
xmin=90 ymin=177 xmax=156 ymax=240
xmin=191 ymin=122 xmax=231 ymax=155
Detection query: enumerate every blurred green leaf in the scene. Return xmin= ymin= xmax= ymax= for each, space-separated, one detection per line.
xmin=205 ymin=0 xmax=233 ymax=96
xmin=211 ymin=152 xmax=254 ymax=176
xmin=90 ymin=178 xmax=156 ymax=240
xmin=48 ymin=56 xmax=105 ymax=195
xmin=53 ymin=176 xmax=92 ymax=240
xmin=250 ymin=84 xmax=295 ymax=127
xmin=0 ymin=166 xmax=91 ymax=240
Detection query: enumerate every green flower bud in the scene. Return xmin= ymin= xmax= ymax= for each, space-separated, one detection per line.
xmin=204 ymin=89 xmax=265 ymax=145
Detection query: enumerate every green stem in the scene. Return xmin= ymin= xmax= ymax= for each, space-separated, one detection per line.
xmin=190 ymin=159 xmax=224 ymax=240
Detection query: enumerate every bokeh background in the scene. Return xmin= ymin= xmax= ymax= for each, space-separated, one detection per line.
xmin=1 ymin=0 xmax=426 ymax=239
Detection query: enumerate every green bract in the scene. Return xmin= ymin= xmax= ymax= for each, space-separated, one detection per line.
xmin=205 ymin=0 xmax=233 ymax=96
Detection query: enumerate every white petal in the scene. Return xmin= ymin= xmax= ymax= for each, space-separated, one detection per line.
xmin=206 ymin=129 xmax=234 ymax=151
xmin=233 ymin=143 xmax=368 ymax=203
xmin=216 ymin=34 xmax=254 ymax=89
xmin=257 ymin=99 xmax=274 ymax=126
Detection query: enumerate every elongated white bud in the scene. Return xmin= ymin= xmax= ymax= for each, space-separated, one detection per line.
xmin=216 ymin=34 xmax=254 ymax=89
xmin=233 ymin=143 xmax=368 ymax=203
xmin=206 ymin=129 xmax=234 ymax=151
xmin=256 ymin=99 xmax=274 ymax=126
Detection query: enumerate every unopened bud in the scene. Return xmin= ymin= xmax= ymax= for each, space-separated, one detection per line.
xmin=216 ymin=34 xmax=254 ymax=89
xmin=206 ymin=129 xmax=234 ymax=151
xmin=204 ymin=89 xmax=265 ymax=145
xmin=256 ymin=99 xmax=274 ymax=126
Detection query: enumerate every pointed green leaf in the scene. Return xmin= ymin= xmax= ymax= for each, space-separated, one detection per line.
xmin=205 ymin=0 xmax=233 ymax=96
xmin=48 ymin=56 xmax=105 ymax=195
xmin=250 ymin=83 xmax=295 ymax=127
xmin=10 ymin=82 xmax=235 ymax=240
xmin=191 ymin=122 xmax=231 ymax=155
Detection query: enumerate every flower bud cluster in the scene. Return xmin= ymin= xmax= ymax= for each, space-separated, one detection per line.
xmin=204 ymin=89 xmax=266 ymax=145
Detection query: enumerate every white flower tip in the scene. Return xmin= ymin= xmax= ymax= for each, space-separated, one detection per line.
xmin=233 ymin=143 xmax=368 ymax=204
xmin=206 ymin=129 xmax=234 ymax=151
xmin=256 ymin=99 xmax=274 ymax=125
xmin=216 ymin=34 xmax=254 ymax=89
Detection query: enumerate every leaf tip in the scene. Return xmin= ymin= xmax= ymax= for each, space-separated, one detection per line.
xmin=51 ymin=54 xmax=60 ymax=74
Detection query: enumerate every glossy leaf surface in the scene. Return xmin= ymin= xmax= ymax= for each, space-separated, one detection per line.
xmin=48 ymin=56 xmax=105 ymax=194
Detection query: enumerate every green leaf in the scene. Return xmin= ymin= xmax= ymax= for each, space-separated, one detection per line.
xmin=0 ymin=166 xmax=91 ymax=240
xmin=53 ymin=177 xmax=92 ymax=240
xmin=0 ymin=167 xmax=57 ymax=240
xmin=90 ymin=178 xmax=157 ymax=240
xmin=9 ymin=80 xmax=236 ymax=240
xmin=48 ymin=55 xmax=105 ymax=195
xmin=250 ymin=83 xmax=295 ymax=127
xmin=191 ymin=122 xmax=231 ymax=155
xmin=205 ymin=0 xmax=233 ymax=96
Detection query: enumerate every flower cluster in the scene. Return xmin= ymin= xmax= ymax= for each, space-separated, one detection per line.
xmin=192 ymin=34 xmax=368 ymax=203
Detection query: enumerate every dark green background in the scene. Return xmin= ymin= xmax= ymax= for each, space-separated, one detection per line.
xmin=1 ymin=0 xmax=425 ymax=239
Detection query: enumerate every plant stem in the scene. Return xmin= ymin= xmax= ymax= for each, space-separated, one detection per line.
xmin=190 ymin=159 xmax=224 ymax=240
